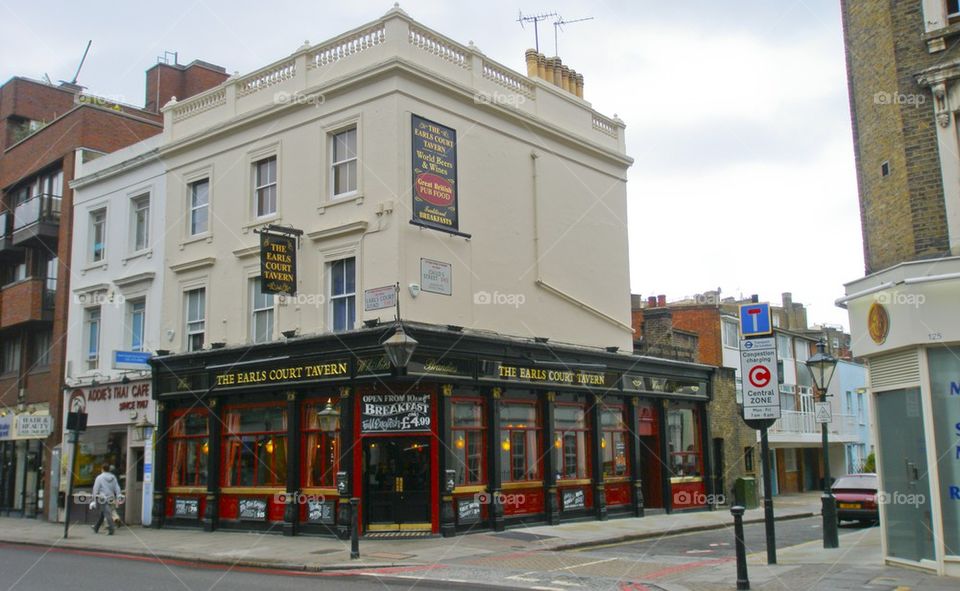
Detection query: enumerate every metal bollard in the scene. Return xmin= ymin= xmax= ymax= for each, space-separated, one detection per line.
xmin=731 ymin=505 xmax=750 ymax=590
xmin=350 ymin=497 xmax=360 ymax=559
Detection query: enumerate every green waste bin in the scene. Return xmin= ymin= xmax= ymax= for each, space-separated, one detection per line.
xmin=734 ymin=477 xmax=758 ymax=509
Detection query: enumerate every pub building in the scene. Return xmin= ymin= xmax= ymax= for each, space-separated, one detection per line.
xmin=150 ymin=322 xmax=715 ymax=537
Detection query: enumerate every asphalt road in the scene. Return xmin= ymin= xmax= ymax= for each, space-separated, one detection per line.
xmin=579 ymin=515 xmax=876 ymax=559
xmin=0 ymin=543 xmax=500 ymax=591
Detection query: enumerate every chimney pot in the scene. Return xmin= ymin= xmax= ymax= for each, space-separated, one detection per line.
xmin=657 ymin=294 xmax=666 ymax=307
xmin=552 ymin=57 xmax=563 ymax=87
xmin=647 ymin=296 xmax=657 ymax=307
xmin=544 ymin=57 xmax=556 ymax=85
xmin=537 ymin=53 xmax=547 ymax=79
xmin=524 ymin=49 xmax=539 ymax=78
xmin=560 ymin=65 xmax=571 ymax=92
xmin=575 ymin=73 xmax=584 ymax=98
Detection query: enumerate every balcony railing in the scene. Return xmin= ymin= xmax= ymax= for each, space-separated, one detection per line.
xmin=0 ymin=211 xmax=9 ymax=240
xmin=13 ymin=194 xmax=61 ymax=231
xmin=769 ymin=410 xmax=861 ymax=439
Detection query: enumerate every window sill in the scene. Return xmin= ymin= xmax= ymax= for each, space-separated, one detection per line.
xmin=557 ymin=478 xmax=592 ymax=487
xmin=318 ymin=192 xmax=363 ymax=214
xmin=179 ymin=234 xmax=213 ymax=250
xmin=502 ymin=480 xmax=542 ymax=490
xmin=28 ymin=367 xmax=50 ymax=375
xmin=219 ymin=486 xmax=285 ymax=495
xmin=167 ymin=486 xmax=207 ymax=494
xmin=922 ymin=20 xmax=960 ymax=52
xmin=452 ymin=484 xmax=487 ymax=495
xmin=241 ymin=215 xmax=280 ymax=234
xmin=122 ymin=249 xmax=153 ymax=266
xmin=82 ymin=261 xmax=108 ymax=274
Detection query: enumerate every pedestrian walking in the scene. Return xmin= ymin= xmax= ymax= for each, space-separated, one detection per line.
xmin=91 ymin=464 xmax=121 ymax=535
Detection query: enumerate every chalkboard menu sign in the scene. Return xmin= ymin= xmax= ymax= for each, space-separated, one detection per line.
xmin=174 ymin=498 xmax=199 ymax=518
xmin=360 ymin=392 xmax=431 ymax=433
xmin=457 ymin=498 xmax=481 ymax=524
xmin=238 ymin=498 xmax=267 ymax=521
xmin=307 ymin=500 xmax=336 ymax=525
xmin=561 ymin=489 xmax=586 ymax=511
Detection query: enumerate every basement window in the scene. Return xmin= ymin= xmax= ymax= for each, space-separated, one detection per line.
xmin=880 ymin=161 xmax=890 ymax=177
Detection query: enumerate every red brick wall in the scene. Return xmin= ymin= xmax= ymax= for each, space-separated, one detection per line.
xmin=670 ymin=306 xmax=722 ymax=366
xmin=0 ymin=107 xmax=161 ymax=190
xmin=0 ymin=79 xmax=78 ymax=151
xmin=144 ymin=62 xmax=229 ymax=112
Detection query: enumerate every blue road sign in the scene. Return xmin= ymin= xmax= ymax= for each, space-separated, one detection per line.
xmin=740 ymin=302 xmax=772 ymax=337
xmin=113 ymin=350 xmax=152 ymax=369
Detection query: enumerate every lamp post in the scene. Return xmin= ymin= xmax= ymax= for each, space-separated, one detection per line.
xmin=805 ymin=339 xmax=839 ymax=549
xmin=382 ymin=283 xmax=417 ymax=371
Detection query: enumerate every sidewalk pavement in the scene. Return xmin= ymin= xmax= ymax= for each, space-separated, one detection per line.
xmin=0 ymin=493 xmax=822 ymax=572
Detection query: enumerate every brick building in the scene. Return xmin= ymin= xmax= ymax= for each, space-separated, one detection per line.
xmin=0 ymin=58 xmax=227 ymax=520
xmin=839 ymin=0 xmax=960 ymax=576
xmin=634 ymin=292 xmax=869 ymax=499
xmin=631 ymin=294 xmax=751 ymax=505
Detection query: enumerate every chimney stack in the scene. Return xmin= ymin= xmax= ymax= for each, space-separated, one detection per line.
xmin=524 ymin=50 xmax=584 ymax=98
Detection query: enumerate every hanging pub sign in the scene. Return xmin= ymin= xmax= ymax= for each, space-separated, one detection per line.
xmin=411 ymin=114 xmax=458 ymax=233
xmin=360 ymin=392 xmax=431 ymax=433
xmin=260 ymin=231 xmax=297 ymax=295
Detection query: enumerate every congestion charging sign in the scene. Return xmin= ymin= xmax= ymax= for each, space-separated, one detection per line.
xmin=740 ymin=337 xmax=781 ymax=421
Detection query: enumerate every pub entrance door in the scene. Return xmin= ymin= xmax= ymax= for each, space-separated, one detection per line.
xmin=363 ymin=437 xmax=431 ymax=531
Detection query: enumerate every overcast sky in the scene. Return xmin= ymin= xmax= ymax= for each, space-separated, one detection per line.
xmin=0 ymin=0 xmax=861 ymax=328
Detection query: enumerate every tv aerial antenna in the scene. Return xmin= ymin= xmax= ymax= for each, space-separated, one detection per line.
xmin=517 ymin=10 xmax=557 ymax=53
xmin=552 ymin=15 xmax=594 ymax=56
xmin=68 ymin=40 xmax=92 ymax=86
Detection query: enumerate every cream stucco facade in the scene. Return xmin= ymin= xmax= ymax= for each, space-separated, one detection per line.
xmin=156 ymin=7 xmax=634 ymax=354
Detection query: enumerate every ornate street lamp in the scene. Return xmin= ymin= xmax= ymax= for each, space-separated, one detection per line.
xmin=317 ymin=398 xmax=340 ymax=432
xmin=382 ymin=283 xmax=417 ymax=371
xmin=133 ymin=414 xmax=154 ymax=442
xmin=805 ymin=339 xmax=839 ymax=549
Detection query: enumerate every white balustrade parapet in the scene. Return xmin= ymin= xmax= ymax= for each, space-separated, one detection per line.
xmin=162 ymin=9 xmax=624 ymax=151
xmin=769 ymin=410 xmax=863 ymax=441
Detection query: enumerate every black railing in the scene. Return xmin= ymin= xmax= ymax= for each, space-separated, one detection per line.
xmin=13 ymin=194 xmax=61 ymax=231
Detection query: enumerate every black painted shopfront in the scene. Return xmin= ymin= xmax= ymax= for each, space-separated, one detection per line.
xmin=150 ymin=323 xmax=715 ymax=537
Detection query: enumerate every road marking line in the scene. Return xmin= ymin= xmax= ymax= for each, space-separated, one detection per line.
xmin=553 ymin=557 xmax=617 ymax=571
xmin=550 ymin=580 xmax=583 ymax=587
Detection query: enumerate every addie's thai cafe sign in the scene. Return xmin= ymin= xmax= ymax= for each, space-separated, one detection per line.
xmin=260 ymin=232 xmax=297 ymax=295
xmin=412 ymin=114 xmax=458 ymax=233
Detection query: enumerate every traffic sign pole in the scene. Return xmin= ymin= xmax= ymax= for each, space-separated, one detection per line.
xmin=759 ymin=427 xmax=776 ymax=565
xmin=738 ymin=314 xmax=779 ymax=566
